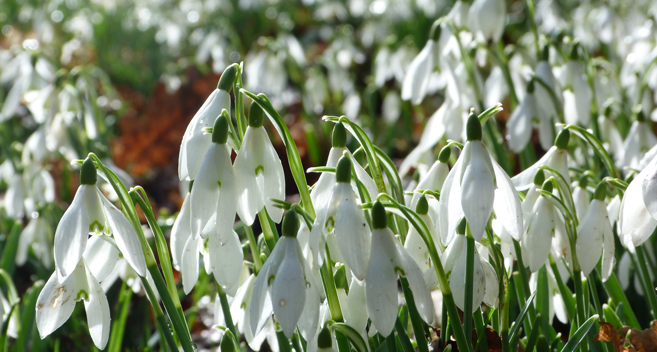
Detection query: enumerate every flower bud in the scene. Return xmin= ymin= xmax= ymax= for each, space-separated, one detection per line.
xmin=318 ymin=327 xmax=333 ymax=350
xmin=211 ymin=114 xmax=229 ymax=144
xmin=466 ymin=113 xmax=482 ymax=141
xmin=248 ymin=102 xmax=264 ymax=128
xmin=416 ymin=195 xmax=429 ymax=215
xmin=332 ymin=123 xmax=347 ymax=148
xmin=335 ymin=156 xmax=352 ymax=183
xmin=593 ymin=182 xmax=606 ymax=201
xmin=456 ymin=217 xmax=467 ymax=235
xmin=438 ymin=146 xmax=451 ymax=163
xmin=220 ymin=333 xmax=237 ymax=352
xmin=541 ymin=179 xmax=553 ymax=193
xmin=334 ymin=264 xmax=347 ymax=290
xmin=371 ymin=201 xmax=387 ymax=229
xmin=282 ymin=209 xmax=300 ymax=238
xmin=533 ymin=169 xmax=545 ymax=186
xmin=217 ymin=65 xmax=237 ymax=91
xmin=80 ymin=158 xmax=97 ymax=185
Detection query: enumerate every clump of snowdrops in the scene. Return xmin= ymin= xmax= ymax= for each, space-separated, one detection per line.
xmin=3 ymin=0 xmax=657 ymax=351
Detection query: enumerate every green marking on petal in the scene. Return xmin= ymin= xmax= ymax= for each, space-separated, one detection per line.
xmin=89 ymin=221 xmax=105 ymax=234
xmin=76 ymin=289 xmax=89 ymax=301
xmin=204 ymin=238 xmax=210 ymax=249
xmin=217 ymin=181 xmax=222 ymax=188
xmin=394 ymin=266 xmax=406 ymax=276
xmin=325 ymin=217 xmax=335 ymax=232
xmin=268 ymin=274 xmax=276 ymax=286
xmin=255 ymin=165 xmax=264 ymax=176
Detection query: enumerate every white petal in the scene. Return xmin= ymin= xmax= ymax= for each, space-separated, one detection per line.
xmin=84 ymin=267 xmax=111 ymax=349
xmin=396 ymin=241 xmax=434 ymax=324
xmin=101 ymin=193 xmax=147 ymax=277
xmin=346 ymin=278 xmax=368 ymax=332
xmin=83 ymin=236 xmax=119 ymax=282
xmin=208 ymin=231 xmax=244 ymax=296
xmin=439 ymin=152 xmax=464 ymax=245
xmin=402 ymin=40 xmax=435 ymax=105
xmin=450 ymin=243 xmax=485 ymax=314
xmin=296 ymin=242 xmax=320 ymax=342
xmin=334 ymin=184 xmax=371 ymax=280
xmin=181 ymin=235 xmax=201 ymax=294
xmin=572 ymin=187 xmax=590 ymax=223
xmin=600 ymin=208 xmax=616 ymax=282
xmin=506 ymin=94 xmax=535 ymax=153
xmin=54 ymin=186 xmax=90 ymax=277
xmin=620 ymin=168 xmax=657 ymax=247
xmin=641 ymin=157 xmax=657 ymax=219
xmin=191 ymin=144 xmax=223 ymax=238
xmin=481 ymin=258 xmax=499 ymax=307
xmin=349 ymin=152 xmax=379 ymax=201
xmin=522 ymin=197 xmax=555 ymax=272
xmin=460 ymin=142 xmax=495 ymax=240
xmin=575 ymin=201 xmax=605 ymax=277
xmin=365 ymin=229 xmax=399 ymax=337
xmin=249 ymin=239 xmax=286 ymax=336
xmin=171 ymin=193 xmax=192 ymax=271
xmin=260 ymin=128 xmax=286 ymax=223
xmin=36 ymin=271 xmax=77 ymax=338
xmin=17 ymin=217 xmax=38 ymax=266
xmin=492 ymin=160 xmax=523 ymax=241
xmin=511 ymin=147 xmax=556 ymax=190
xmin=271 ymin=239 xmax=306 ymax=338
xmin=235 ymin=127 xmax=265 ymax=225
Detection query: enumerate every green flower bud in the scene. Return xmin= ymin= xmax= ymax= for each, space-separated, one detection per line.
xmin=332 ymin=123 xmax=347 ymax=148
xmin=212 ymin=114 xmax=229 ymax=144
xmin=334 ymin=264 xmax=347 ymax=290
xmin=282 ymin=209 xmax=300 ymax=238
xmin=371 ymin=201 xmax=388 ymax=230
xmin=335 ymin=156 xmax=352 ymax=184
xmin=593 ymin=182 xmax=606 ymax=201
xmin=533 ymin=169 xmax=545 ymax=186
xmin=318 ymin=327 xmax=333 ymax=349
xmin=578 ymin=175 xmax=588 ymax=189
xmin=438 ymin=146 xmax=451 ymax=163
xmin=430 ymin=20 xmax=442 ymax=42
xmin=466 ymin=113 xmax=482 ymax=141
xmin=456 ymin=217 xmax=467 ymax=235
xmin=220 ymin=333 xmax=237 ymax=352
xmin=536 ymin=335 xmax=549 ymax=352
xmin=249 ymin=101 xmax=265 ymax=128
xmin=416 ymin=195 xmax=429 ymax=215
xmin=80 ymin=158 xmax=97 ymax=185
xmin=217 ymin=65 xmax=237 ymax=91
xmin=554 ymin=129 xmax=570 ymax=149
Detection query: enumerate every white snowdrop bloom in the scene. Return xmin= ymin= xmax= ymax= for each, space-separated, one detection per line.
xmin=234 ymin=102 xmax=285 ymax=225
xmin=506 ymin=82 xmax=540 ymax=153
xmin=170 ymin=189 xmax=191 ymax=271
xmin=522 ymin=181 xmax=557 ymax=272
xmin=561 ymin=54 xmax=592 ymax=127
xmin=178 ymin=65 xmax=235 ymax=181
xmin=468 ymin=0 xmax=506 ymax=42
xmin=534 ymin=51 xmax=562 ymax=136
xmin=512 ymin=129 xmax=571 ymax=191
xmin=53 ymin=158 xmax=146 ymax=278
xmin=45 ymin=112 xmax=79 ymax=162
xmin=16 ymin=213 xmax=52 ymax=267
xmin=440 ymin=114 xmax=523 ymax=242
xmin=309 ymin=155 xmax=371 ymax=280
xmin=619 ymin=155 xmax=657 ymax=248
xmin=572 ymin=179 xmax=590 ymax=223
xmin=485 ymin=66 xmax=508 ymax=107
xmin=365 ymin=202 xmax=434 ymax=336
xmin=22 ymin=126 xmax=49 ymax=165
xmin=448 ymin=1 xmax=470 ymax=27
xmin=528 ymin=266 xmax=569 ymax=324
xmin=190 ymin=115 xmax=237 ymax=240
xmin=249 ymin=210 xmax=320 ymax=341
xmin=37 ymin=236 xmax=119 ymax=350
xmin=617 ymin=110 xmax=657 ymax=170
xmin=576 ymin=185 xmax=615 ymax=280
xmin=442 ymin=225 xmax=485 ymax=314
xmin=4 ymin=173 xmax=26 ymax=219
xmin=402 ymin=26 xmax=439 ymax=105
xmin=404 ymin=195 xmax=442 ymax=288
xmin=598 ymin=112 xmax=623 ymax=158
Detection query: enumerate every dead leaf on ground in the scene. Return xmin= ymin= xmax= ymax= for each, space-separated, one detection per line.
xmin=595 ymin=320 xmax=657 ymax=352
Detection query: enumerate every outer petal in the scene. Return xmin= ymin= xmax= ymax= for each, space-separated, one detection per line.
xmin=600 ymin=210 xmax=616 ymax=282
xmin=511 ymin=147 xmax=556 ymax=190
xmin=439 ymin=151 xmax=464 ymax=245
xmin=401 ymin=40 xmax=435 ymax=105
xmin=83 ymin=236 xmax=119 ymax=282
xmin=522 ymin=197 xmax=555 ymax=272
xmin=36 ymin=271 xmax=77 ymax=338
xmin=620 ymin=168 xmax=657 ymax=247
xmin=334 ymin=184 xmax=371 ymax=280
xmin=171 ymin=193 xmax=192 ymax=271
xmin=259 ymin=128 xmax=286 ymax=223
xmin=271 ymin=239 xmax=306 ymax=338
xmin=208 ymin=231 xmax=244 ymax=296
xmin=235 ymin=127 xmax=264 ymax=225
xmin=641 ymin=157 xmax=657 ymax=219
xmin=181 ymin=235 xmax=201 ymax=294
xmin=460 ymin=142 xmax=495 ymax=241
xmin=54 ymin=185 xmax=90 ymax=278
xmin=492 ymin=160 xmax=523 ymax=241
xmin=396 ymin=241 xmax=434 ymax=324
xmin=101 ymin=193 xmax=147 ymax=277
xmin=17 ymin=217 xmax=38 ymax=266
xmin=190 ymin=144 xmax=223 ymax=238
xmin=575 ymin=201 xmax=604 ymax=277
xmin=296 ymin=243 xmax=321 ymax=342
xmin=84 ymin=267 xmax=111 ymax=349
xmin=249 ymin=239 xmax=286 ymax=336
xmin=365 ymin=229 xmax=399 ymax=337
xmin=506 ymin=94 xmax=535 ymax=153
xmin=450 ymin=244 xmax=485 ymax=314
xmin=481 ymin=258 xmax=499 ymax=307
xmin=345 ymin=278 xmax=368 ymax=333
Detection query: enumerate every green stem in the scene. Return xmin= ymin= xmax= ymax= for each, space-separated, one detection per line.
xmin=633 ymin=247 xmax=657 ymax=319
xmin=245 ymin=225 xmax=263 ymax=274
xmin=258 ymin=208 xmax=279 ymax=252
xmin=400 ymin=278 xmax=430 ymax=352
xmin=464 ymin=233 xmax=475 ymax=336
xmin=217 ymin=284 xmax=238 ymax=343
xmin=512 ymin=240 xmax=537 ymax=321
xmin=141 ymin=274 xmax=180 ymax=352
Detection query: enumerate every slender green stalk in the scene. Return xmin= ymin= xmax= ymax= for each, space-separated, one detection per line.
xmin=473 ymin=309 xmax=488 ymax=352
xmin=108 ymin=282 xmax=133 ymax=352
xmin=395 ymin=318 xmax=415 ymax=352
xmin=245 ymin=225 xmax=263 ymax=274
xmin=633 ymin=247 xmax=657 ymax=319
xmin=141 ymin=274 xmax=180 ymax=352
xmin=400 ymin=278 xmax=430 ymax=352
xmin=217 ymin=284 xmax=238 ymax=343
xmin=600 ymin=272 xmax=640 ymax=329
xmin=463 ymin=232 xmax=475 ymax=336
xmin=258 ymin=209 xmax=278 ymax=252
xmin=512 ymin=240 xmax=537 ymax=322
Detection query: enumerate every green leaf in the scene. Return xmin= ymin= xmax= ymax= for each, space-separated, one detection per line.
xmin=559 ymin=315 xmax=598 ymax=352
xmin=0 ymin=221 xmax=22 ymax=276
xmin=14 ymin=280 xmax=44 ymax=351
xmin=510 ymin=292 xmax=537 ymax=347
xmin=328 ymin=321 xmax=369 ymax=352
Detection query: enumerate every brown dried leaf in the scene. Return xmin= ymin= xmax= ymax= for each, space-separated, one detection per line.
xmin=597 ymin=320 xmax=657 ymax=352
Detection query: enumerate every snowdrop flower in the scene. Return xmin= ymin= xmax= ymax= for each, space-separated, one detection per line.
xmin=468 ymin=0 xmax=506 ymax=43
xmin=619 ymin=155 xmax=657 ymax=248
xmin=506 ymin=81 xmax=543 ymax=153
xmin=576 ymin=184 xmax=615 ymax=280
xmin=598 ymin=108 xmax=623 ymax=160
xmin=178 ymin=65 xmax=236 ymax=181
xmin=309 ymin=155 xmax=371 ymax=280
xmin=53 ymin=158 xmax=146 ymax=278
xmin=404 ymin=196 xmax=441 ymax=288
xmin=617 ymin=109 xmax=657 ymax=169
xmin=440 ymin=114 xmax=523 ymax=242
xmin=534 ymin=48 xmax=561 ymax=138
xmin=190 ymin=114 xmax=237 ymax=240
xmin=572 ymin=177 xmax=590 ymax=223
xmin=170 ymin=183 xmax=192 ymax=271
xmin=234 ymin=102 xmax=285 ymax=225
xmin=522 ymin=180 xmax=557 ymax=272
xmin=4 ymin=173 xmax=26 ymax=219
xmin=402 ymin=22 xmax=440 ymax=105
xmin=512 ymin=129 xmax=571 ymax=191
xmin=17 ymin=213 xmax=52 ymax=267
xmin=561 ymin=48 xmax=593 ymax=127
xmin=365 ymin=202 xmax=434 ymax=336
xmin=37 ymin=236 xmax=119 ymax=349
xmin=249 ymin=209 xmax=320 ymax=341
